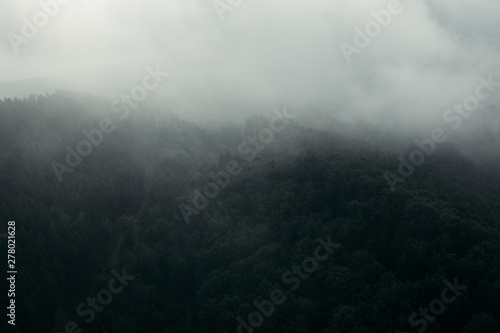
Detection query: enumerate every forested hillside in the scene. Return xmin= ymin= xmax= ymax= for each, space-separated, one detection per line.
xmin=1 ymin=92 xmax=499 ymax=333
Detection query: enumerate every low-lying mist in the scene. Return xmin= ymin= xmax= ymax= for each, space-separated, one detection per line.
xmin=1 ymin=0 xmax=499 ymax=173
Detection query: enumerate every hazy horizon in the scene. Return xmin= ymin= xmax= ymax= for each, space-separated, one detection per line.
xmin=1 ymin=0 xmax=500 ymax=160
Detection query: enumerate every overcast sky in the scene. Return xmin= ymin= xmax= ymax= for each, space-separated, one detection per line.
xmin=1 ymin=0 xmax=499 ymax=136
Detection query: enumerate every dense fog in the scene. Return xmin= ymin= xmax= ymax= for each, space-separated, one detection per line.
xmin=2 ymin=1 xmax=499 ymax=152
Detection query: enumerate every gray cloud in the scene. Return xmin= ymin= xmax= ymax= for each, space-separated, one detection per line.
xmin=1 ymin=0 xmax=499 ymax=158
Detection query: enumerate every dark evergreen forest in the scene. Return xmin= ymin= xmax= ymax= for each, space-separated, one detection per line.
xmin=0 ymin=92 xmax=499 ymax=333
